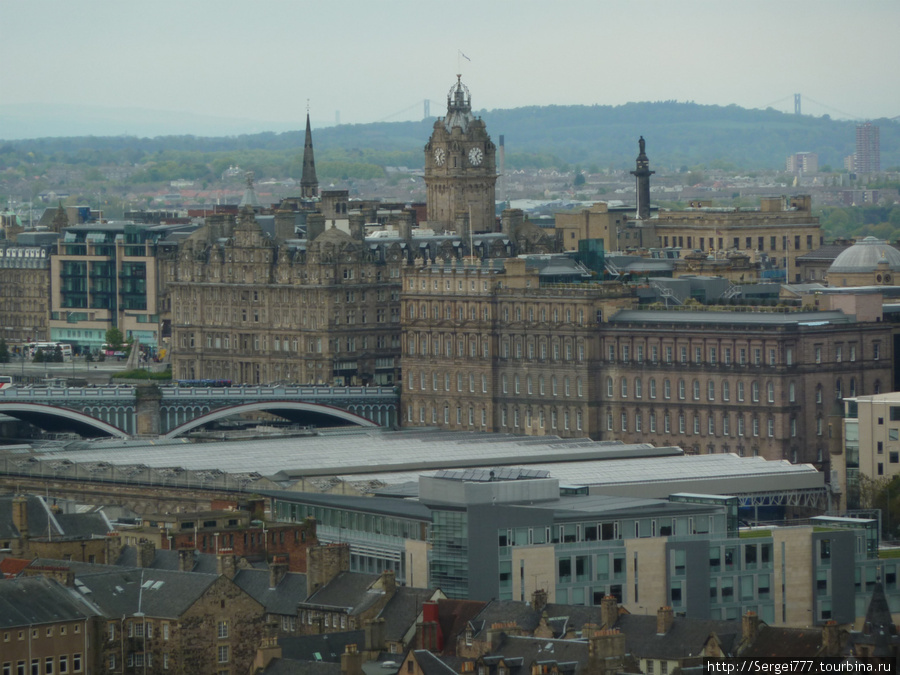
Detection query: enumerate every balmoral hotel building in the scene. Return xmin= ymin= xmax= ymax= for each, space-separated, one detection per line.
xmin=401 ymin=258 xmax=897 ymax=472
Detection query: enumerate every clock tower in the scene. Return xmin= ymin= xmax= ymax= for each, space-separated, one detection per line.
xmin=425 ymin=76 xmax=497 ymax=234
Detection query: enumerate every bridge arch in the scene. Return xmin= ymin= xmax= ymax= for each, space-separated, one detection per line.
xmin=0 ymin=402 xmax=129 ymax=438
xmin=162 ymin=400 xmax=378 ymax=438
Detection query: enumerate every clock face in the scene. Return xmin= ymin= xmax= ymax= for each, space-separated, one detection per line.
xmin=468 ymin=147 xmax=484 ymax=166
xmin=433 ymin=148 xmax=445 ymax=166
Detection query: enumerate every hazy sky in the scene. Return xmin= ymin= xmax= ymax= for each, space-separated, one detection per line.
xmin=2 ymin=0 xmax=899 ymax=134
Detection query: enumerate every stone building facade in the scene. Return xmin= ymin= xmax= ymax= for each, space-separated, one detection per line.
xmin=401 ymin=257 xmax=636 ymax=438
xmin=400 ymin=258 xmax=897 ymax=470
xmin=424 ymin=77 xmax=497 ymax=234
xmin=599 ymin=309 xmax=894 ymax=469
xmin=650 ymin=195 xmax=822 ymax=284
xmin=0 ymin=243 xmax=51 ymax=346
xmin=163 ymin=208 xmax=405 ymax=385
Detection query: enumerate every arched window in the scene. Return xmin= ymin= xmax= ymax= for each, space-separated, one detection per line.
xmin=767 ymin=382 xmax=775 ymax=403
xmin=789 ymin=382 xmax=796 ymax=403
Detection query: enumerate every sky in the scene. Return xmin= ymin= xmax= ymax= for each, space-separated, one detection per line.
xmin=2 ymin=0 xmax=899 ymax=138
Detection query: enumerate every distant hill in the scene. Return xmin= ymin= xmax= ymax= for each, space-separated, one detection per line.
xmin=3 ymin=101 xmax=897 ymax=172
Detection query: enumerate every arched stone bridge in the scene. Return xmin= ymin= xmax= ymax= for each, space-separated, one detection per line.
xmin=0 ymin=384 xmax=399 ymax=438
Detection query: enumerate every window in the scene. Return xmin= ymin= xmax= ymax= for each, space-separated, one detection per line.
xmin=607 ymin=377 xmax=614 ymax=398
xmin=692 ymin=380 xmax=700 ymax=400
xmin=218 ymin=646 xmax=229 ymax=664
xmin=218 ymin=620 xmax=229 ymax=639
xmin=664 ymin=379 xmax=671 ymax=399
xmin=707 ymin=380 xmax=715 ymax=401
xmin=722 ymin=381 xmax=730 ymax=401
xmin=72 ymin=655 xmax=81 ymax=674
xmin=620 ymin=378 xmax=627 ymax=398
xmin=621 ymin=412 xmax=628 ymax=432
xmin=751 ymin=382 xmax=759 ymax=403
xmin=649 ymin=378 xmax=657 ymax=399
xmin=678 ymin=379 xmax=685 ymax=400
xmin=767 ymin=382 xmax=775 ymax=403
xmin=738 ymin=381 xmax=744 ymax=402
xmin=836 ymin=345 xmax=842 ymax=363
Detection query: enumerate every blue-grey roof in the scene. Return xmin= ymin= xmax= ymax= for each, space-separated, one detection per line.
xmin=0 ymin=575 xmax=100 ymax=629
xmin=72 ymin=567 xmax=222 ymax=619
xmin=302 ymin=572 xmax=382 ymax=615
xmin=0 ymin=493 xmax=111 ymax=541
xmin=233 ymin=568 xmax=308 ymax=615
xmin=280 ymin=631 xmax=366 ymax=663
xmin=609 ymin=309 xmax=852 ymax=326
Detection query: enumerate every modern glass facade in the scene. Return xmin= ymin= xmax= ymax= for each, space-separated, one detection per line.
xmin=430 ymin=509 xmax=469 ymax=598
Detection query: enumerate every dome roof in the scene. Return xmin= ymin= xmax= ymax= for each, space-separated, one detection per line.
xmin=828 ymin=237 xmax=900 ymax=274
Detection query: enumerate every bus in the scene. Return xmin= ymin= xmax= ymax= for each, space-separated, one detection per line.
xmin=26 ymin=342 xmax=73 ymax=361
xmin=0 ymin=376 xmax=13 ymax=390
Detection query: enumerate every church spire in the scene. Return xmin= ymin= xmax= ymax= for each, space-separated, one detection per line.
xmin=300 ymin=110 xmax=318 ymax=199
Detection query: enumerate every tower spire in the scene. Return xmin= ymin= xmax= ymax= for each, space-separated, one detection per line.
xmin=300 ymin=111 xmax=318 ymax=199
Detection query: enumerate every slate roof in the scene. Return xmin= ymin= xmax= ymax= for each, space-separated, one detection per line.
xmin=412 ymin=650 xmax=461 ymax=675
xmin=279 ymin=631 xmax=365 ymax=662
xmin=470 ymin=600 xmax=602 ymax=639
xmin=796 ymin=244 xmax=852 ymax=262
xmin=615 ymin=614 xmax=741 ymax=659
xmin=73 ymin=567 xmax=220 ymax=619
xmin=114 ymin=545 xmax=222 ymax=574
xmin=0 ymin=575 xmax=99 ymax=629
xmin=234 ymin=568 xmax=308 ymax=615
xmin=739 ymin=626 xmax=824 ymax=658
xmin=303 ymin=572 xmax=382 ymax=615
xmin=489 ymin=635 xmax=590 ymax=671
xmin=377 ymin=586 xmax=439 ymax=642
xmin=0 ymin=493 xmax=111 ymax=540
xmin=437 ymin=599 xmax=489 ymax=655
xmin=261 ymin=658 xmax=341 ymax=675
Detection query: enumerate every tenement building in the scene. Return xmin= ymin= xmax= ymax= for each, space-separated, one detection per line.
xmin=400 ymin=258 xmax=896 ymax=470
xmin=0 ymin=241 xmax=52 ymax=346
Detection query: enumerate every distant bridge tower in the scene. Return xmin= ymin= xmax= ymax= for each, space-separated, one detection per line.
xmin=424 ymin=99 xmax=430 ymax=118
xmin=794 ymin=93 xmax=801 ymax=115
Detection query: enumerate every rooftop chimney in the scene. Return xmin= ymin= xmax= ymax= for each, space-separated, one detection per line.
xmin=742 ymin=611 xmax=760 ymax=643
xmin=137 ymin=539 xmax=156 ymax=568
xmin=341 ymin=644 xmax=363 ymax=675
xmin=12 ymin=495 xmax=28 ymax=539
xmin=657 ymin=606 xmax=674 ymax=635
xmin=531 ymin=588 xmax=548 ymax=614
xmin=600 ymin=595 xmax=618 ymax=629
xmin=269 ymin=557 xmax=288 ymax=589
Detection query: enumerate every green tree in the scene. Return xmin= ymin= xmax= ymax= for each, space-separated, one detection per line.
xmin=573 ymin=172 xmax=586 ymax=187
xmin=105 ymin=327 xmax=124 ymax=350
